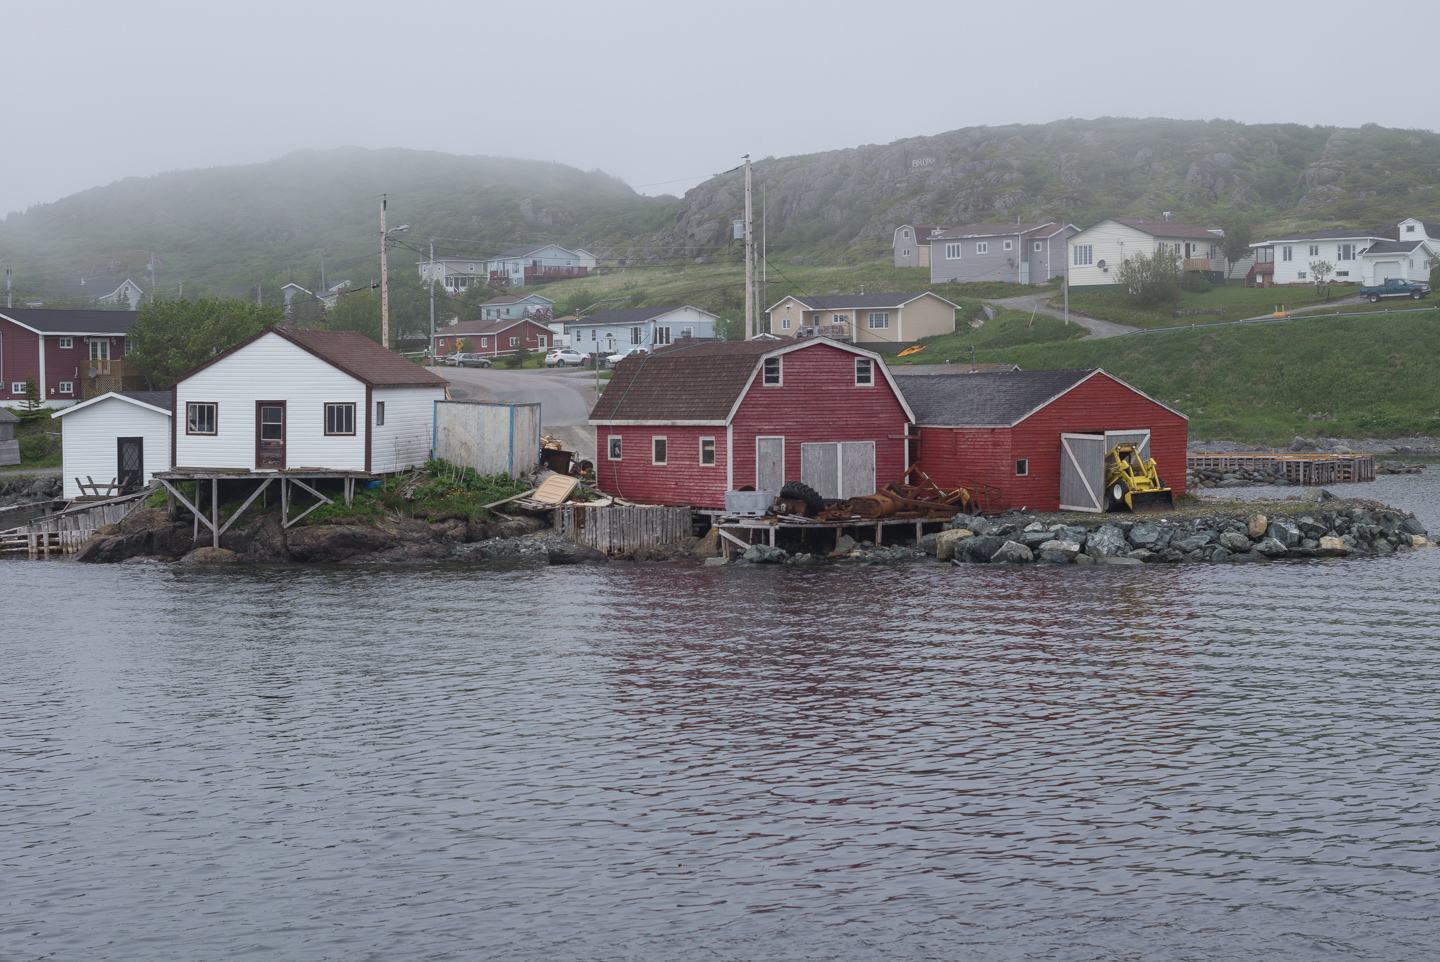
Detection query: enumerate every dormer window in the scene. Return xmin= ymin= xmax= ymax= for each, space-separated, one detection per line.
xmin=1407 ymin=225 xmax=1416 ymax=233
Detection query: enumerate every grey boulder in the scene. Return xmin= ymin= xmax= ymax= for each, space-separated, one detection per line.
xmin=990 ymin=540 xmax=1034 ymax=563
xmin=1086 ymin=525 xmax=1129 ymax=558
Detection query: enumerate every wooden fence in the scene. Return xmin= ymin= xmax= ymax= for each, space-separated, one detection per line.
xmin=1187 ymin=454 xmax=1374 ymax=484
xmin=0 ymin=492 xmax=149 ymax=558
xmin=553 ymin=504 xmax=694 ymax=555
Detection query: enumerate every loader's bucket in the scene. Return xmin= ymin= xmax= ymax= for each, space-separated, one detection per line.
xmin=1128 ymin=489 xmax=1174 ymax=513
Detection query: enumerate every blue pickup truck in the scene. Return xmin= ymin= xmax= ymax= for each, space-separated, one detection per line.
xmin=1360 ymin=277 xmax=1430 ymax=302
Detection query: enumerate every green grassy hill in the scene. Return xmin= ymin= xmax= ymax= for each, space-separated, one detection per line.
xmin=895 ymin=310 xmax=1440 ymax=443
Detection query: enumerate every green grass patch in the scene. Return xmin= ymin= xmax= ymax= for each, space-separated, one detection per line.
xmin=298 ymin=460 xmax=535 ymax=525
xmin=888 ymin=306 xmax=1085 ymax=366
xmin=3 ymin=407 xmax=62 ymax=468
xmin=1061 ymin=284 xmax=1374 ymax=329
xmin=960 ymin=309 xmax=1440 ymax=443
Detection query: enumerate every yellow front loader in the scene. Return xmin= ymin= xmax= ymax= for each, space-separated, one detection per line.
xmin=1103 ymin=443 xmax=1174 ymax=512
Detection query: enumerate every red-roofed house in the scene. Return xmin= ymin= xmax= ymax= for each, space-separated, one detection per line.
xmin=589 ymin=338 xmax=914 ymax=508
xmin=171 ymin=326 xmax=448 ymax=474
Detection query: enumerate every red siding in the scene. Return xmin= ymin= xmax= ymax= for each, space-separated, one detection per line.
xmin=44 ymin=334 xmax=111 ymax=401
xmin=918 ymin=372 xmax=1188 ymax=512
xmin=0 ymin=317 xmax=41 ymax=401
xmin=432 ymin=320 xmax=553 ymax=358
xmin=594 ymin=342 xmax=911 ymax=508
xmin=595 ymin=425 xmax=728 ymax=507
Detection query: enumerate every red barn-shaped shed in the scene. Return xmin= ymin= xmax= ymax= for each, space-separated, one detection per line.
xmin=897 ymin=368 xmax=1187 ymax=513
xmin=590 ymin=338 xmax=914 ymax=508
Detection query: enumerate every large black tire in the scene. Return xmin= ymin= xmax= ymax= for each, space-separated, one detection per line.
xmin=779 ymin=481 xmax=825 ymax=514
xmin=1369 ymin=293 xmax=1381 ymax=303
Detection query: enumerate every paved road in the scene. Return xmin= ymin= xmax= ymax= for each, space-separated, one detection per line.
xmin=437 ymin=364 xmax=600 ymax=460
xmin=989 ymin=293 xmax=1139 ymax=339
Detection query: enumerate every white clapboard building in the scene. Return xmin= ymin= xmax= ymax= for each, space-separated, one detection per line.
xmin=51 ymin=391 xmax=173 ymax=498
xmin=171 ymin=326 xmax=448 ymax=474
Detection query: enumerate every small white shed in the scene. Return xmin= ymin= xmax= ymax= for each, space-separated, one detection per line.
xmin=52 ymin=391 xmax=172 ymax=498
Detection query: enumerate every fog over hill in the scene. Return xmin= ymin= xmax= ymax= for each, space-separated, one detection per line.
xmin=5 ymin=118 xmax=1440 ymax=300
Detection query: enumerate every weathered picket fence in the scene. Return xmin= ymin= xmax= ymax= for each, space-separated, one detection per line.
xmin=553 ymin=504 xmax=694 ymax=555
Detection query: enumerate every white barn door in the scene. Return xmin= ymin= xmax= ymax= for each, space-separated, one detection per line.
xmin=1103 ymin=429 xmax=1151 ymax=461
xmin=1059 ymin=433 xmax=1105 ymax=513
xmin=800 ymin=441 xmax=875 ymax=499
xmin=755 ymin=436 xmax=784 ymax=493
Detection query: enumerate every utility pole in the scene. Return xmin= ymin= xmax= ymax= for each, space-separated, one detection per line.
xmin=743 ymin=154 xmax=754 ymax=340
xmin=6 ymin=268 xmax=10 ymax=309
xmin=428 ymin=238 xmax=436 ymax=363
xmin=149 ymin=253 xmax=156 ymax=300
xmin=380 ymin=195 xmax=390 ymax=349
xmin=761 ymin=185 xmax=767 ymax=333
xmin=1063 ymin=238 xmax=1070 ymax=326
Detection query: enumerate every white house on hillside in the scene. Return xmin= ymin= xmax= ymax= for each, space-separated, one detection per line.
xmin=565 ymin=306 xmax=717 ymax=357
xmin=485 ymin=244 xmax=596 ymax=287
xmin=1066 ymin=219 xmax=1223 ymax=291
xmin=52 ymin=391 xmax=173 ymax=499
xmin=172 ymin=326 xmax=448 ymax=475
xmin=1247 ymin=228 xmax=1390 ymax=286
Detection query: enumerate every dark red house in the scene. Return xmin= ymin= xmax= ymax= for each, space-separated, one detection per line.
xmin=431 ymin=318 xmax=555 ymax=359
xmin=897 ymin=368 xmax=1188 ymax=513
xmin=590 ymin=338 xmax=914 ymax=508
xmin=0 ymin=308 xmax=139 ymax=407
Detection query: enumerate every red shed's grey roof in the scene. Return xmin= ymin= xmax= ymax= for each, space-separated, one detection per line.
xmin=0 ymin=308 xmax=138 ymax=335
xmin=896 ymin=368 xmax=1186 ymax=426
xmin=590 ymin=340 xmax=775 ymax=422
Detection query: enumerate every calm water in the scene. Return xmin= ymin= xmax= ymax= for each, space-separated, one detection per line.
xmin=4 ymin=475 xmax=1440 ymax=961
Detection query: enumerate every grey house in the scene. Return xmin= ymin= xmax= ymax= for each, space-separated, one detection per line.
xmin=928 ymin=222 xmax=1077 ymax=285
xmin=893 ymin=225 xmax=943 ymax=268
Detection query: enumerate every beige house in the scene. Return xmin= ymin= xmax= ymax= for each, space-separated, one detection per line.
xmin=765 ymin=292 xmax=959 ymax=345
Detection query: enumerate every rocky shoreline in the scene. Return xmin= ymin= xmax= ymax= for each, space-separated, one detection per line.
xmin=1189 ymin=435 xmax=1440 ymax=457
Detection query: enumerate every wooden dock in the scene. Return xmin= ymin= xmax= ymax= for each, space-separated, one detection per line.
xmin=712 ymin=514 xmax=949 ymax=560
xmin=0 ymin=490 xmax=150 ymax=558
xmin=1186 ymin=453 xmax=1375 ymax=485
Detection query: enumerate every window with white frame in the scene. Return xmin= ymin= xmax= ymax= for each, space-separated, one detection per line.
xmin=763 ymin=356 xmax=781 ymax=385
xmin=781 ymin=316 xmax=791 ymax=330
xmin=1016 ymin=458 xmax=1029 ymax=476
xmin=699 ymin=437 xmax=716 ymax=466
xmin=1298 ymin=271 xmax=1307 ymax=280
xmin=186 ymin=402 xmax=217 ymax=435
xmin=1283 ymin=246 xmax=1293 ymax=262
xmin=976 ymin=242 xmax=988 ymax=254
xmin=537 ymin=335 xmax=547 ymax=349
xmin=1309 ymin=245 xmax=1319 ymax=256
xmin=651 ymin=437 xmax=667 ymax=465
xmin=89 ymin=339 xmax=110 ymax=361
xmin=655 ymin=326 xmax=671 ymax=345
xmin=1338 ymin=244 xmax=1356 ymax=261
xmin=1074 ymin=244 xmax=1093 ymax=266
xmin=630 ymin=327 xmax=642 ymax=345
xmin=903 ymin=229 xmax=911 ymax=238
xmin=509 ymin=336 xmax=519 ymax=347
xmin=375 ymin=401 xmax=385 ymax=426
xmin=58 ymin=337 xmax=73 ymax=349
xmin=58 ymin=381 xmax=74 ymax=394
xmin=608 ymin=435 xmax=622 ymax=460
xmin=325 ymin=403 xmax=355 ymax=435
xmin=833 ymin=313 xmax=849 ymax=326
xmin=867 ymin=312 xmax=890 ymax=330
xmin=945 ymin=243 xmax=963 ymax=260
xmin=902 ymin=249 xmax=911 ymax=257
xmin=1034 ymin=241 xmax=1042 ymax=252
xmin=591 ymin=330 xmax=596 ymax=341
xmin=680 ymin=326 xmax=693 ymax=339
xmin=1002 ymin=240 xmax=1012 ymax=251
xmin=1406 ymin=224 xmax=1416 ymax=233
xmin=854 ymin=357 xmax=873 ymax=386
xmin=481 ymin=337 xmax=489 ymax=348
xmin=10 ymin=382 xmax=24 ymax=394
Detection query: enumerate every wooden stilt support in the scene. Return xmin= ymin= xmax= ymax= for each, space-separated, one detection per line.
xmin=211 ymin=478 xmax=219 ymax=548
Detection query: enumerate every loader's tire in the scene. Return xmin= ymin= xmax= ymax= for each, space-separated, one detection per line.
xmin=779 ymin=481 xmax=825 ymax=515
xmin=1112 ymin=482 xmax=1125 ymax=503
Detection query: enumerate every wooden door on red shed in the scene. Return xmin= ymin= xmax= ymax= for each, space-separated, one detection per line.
xmin=756 ymin=436 xmax=784 ymax=492
xmin=1059 ymin=433 xmax=1104 ymax=513
xmin=801 ymin=441 xmax=876 ymax=498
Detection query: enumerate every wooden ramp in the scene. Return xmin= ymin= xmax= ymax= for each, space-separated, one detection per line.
xmin=0 ymin=490 xmax=150 ymax=558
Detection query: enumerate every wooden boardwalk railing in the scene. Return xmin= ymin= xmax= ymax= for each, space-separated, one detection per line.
xmin=553 ymin=504 xmax=694 ymax=555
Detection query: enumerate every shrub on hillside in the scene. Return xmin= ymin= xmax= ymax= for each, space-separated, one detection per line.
xmin=1181 ymin=273 xmax=1214 ymax=293
xmin=1114 ymin=249 xmax=1182 ymax=307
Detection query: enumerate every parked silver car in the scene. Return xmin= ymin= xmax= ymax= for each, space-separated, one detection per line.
xmin=545 ymin=348 xmax=586 ymax=367
xmin=605 ymin=346 xmax=648 ymax=368
xmin=457 ymin=353 xmax=492 ymax=368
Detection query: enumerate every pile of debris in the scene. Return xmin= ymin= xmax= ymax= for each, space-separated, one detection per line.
xmin=763 ymin=466 xmax=983 ymax=522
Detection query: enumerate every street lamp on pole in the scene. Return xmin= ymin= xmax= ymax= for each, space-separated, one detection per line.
xmin=379 ymin=194 xmax=410 ymax=349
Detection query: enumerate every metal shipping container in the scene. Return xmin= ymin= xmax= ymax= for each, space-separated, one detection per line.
xmin=433 ymin=400 xmax=541 ymax=479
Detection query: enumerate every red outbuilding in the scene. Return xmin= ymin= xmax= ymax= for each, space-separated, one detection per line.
xmin=589 ymin=338 xmax=915 ymax=508
xmin=897 ymin=368 xmax=1188 ymax=513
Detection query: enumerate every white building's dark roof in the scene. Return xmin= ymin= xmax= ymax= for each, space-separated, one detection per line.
xmin=1361 ymin=240 xmax=1427 ymax=254
xmin=0 ymin=309 xmax=137 ymax=335
xmin=570 ymin=305 xmax=711 ymax=326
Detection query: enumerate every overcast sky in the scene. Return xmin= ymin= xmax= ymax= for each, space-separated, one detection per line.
xmin=6 ymin=0 xmax=1436 ymax=216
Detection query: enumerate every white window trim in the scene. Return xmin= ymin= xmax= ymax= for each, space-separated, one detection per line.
xmin=608 ymin=435 xmax=622 ymax=460
xmin=1002 ymin=240 xmax=1013 ymax=251
xmin=854 ymin=357 xmax=874 ymax=386
xmin=1033 ymin=241 xmax=1042 ymax=252
xmin=1074 ymin=244 xmax=1093 ymax=266
xmin=945 ymin=243 xmax=963 ymax=260
xmin=652 ymin=436 xmax=667 ymax=465
xmin=10 ymin=382 xmax=24 ymax=394
xmin=58 ymin=337 xmax=73 ymax=349
xmin=976 ymin=242 xmax=988 ymax=254
xmin=699 ymin=436 xmax=716 ymax=466
xmin=1016 ymin=458 xmax=1029 ymax=476
xmin=762 ymin=356 xmax=782 ymax=386
xmin=58 ymin=381 xmax=74 ymax=394
xmin=867 ymin=312 xmax=890 ymax=330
